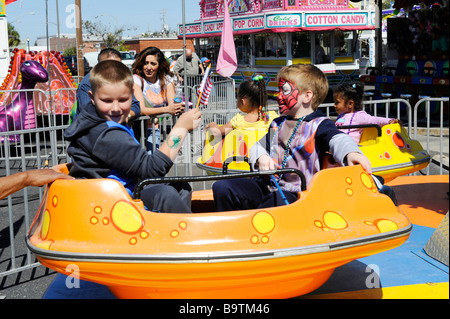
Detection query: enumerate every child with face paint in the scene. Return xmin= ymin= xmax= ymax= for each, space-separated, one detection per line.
xmin=333 ymin=82 xmax=400 ymax=144
xmin=205 ymin=76 xmax=278 ymax=137
xmin=212 ymin=64 xmax=372 ymax=211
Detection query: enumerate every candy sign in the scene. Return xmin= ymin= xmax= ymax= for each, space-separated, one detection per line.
xmin=305 ymin=13 xmax=368 ymax=27
xmin=204 ymin=21 xmax=223 ymax=33
xmin=307 ymin=0 xmax=348 ymax=5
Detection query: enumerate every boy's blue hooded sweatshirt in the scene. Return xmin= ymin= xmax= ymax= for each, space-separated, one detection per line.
xmin=64 ymin=101 xmax=172 ymax=193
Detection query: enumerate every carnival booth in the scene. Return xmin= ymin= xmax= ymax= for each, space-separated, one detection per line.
xmin=179 ymin=0 xmax=376 ymax=96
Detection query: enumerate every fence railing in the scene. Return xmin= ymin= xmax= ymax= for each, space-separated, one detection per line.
xmin=413 ymin=97 xmax=449 ymax=175
xmin=0 ymin=83 xmax=448 ymax=280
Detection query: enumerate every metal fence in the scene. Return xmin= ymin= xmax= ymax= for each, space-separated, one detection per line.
xmin=0 ymin=80 xmax=448 ymax=281
xmin=1 ymin=87 xmax=76 ymax=281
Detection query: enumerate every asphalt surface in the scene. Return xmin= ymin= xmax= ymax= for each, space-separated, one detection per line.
xmin=0 ymin=131 xmax=448 ymax=300
xmin=0 ymin=187 xmax=57 ymax=299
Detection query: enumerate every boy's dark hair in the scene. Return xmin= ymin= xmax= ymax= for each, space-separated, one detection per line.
xmin=237 ymin=78 xmax=268 ymax=115
xmin=98 ymin=48 xmax=122 ymax=62
xmin=276 ymin=64 xmax=329 ymax=110
xmin=89 ymin=60 xmax=134 ymax=94
xmin=333 ymin=82 xmax=365 ymax=111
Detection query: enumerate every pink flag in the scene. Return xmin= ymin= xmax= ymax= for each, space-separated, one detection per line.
xmin=216 ymin=0 xmax=237 ymax=78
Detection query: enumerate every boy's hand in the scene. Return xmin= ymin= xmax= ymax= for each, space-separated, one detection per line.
xmin=175 ymin=108 xmax=201 ymax=132
xmin=346 ymin=152 xmax=372 ymax=174
xmin=257 ymin=154 xmax=277 ymax=171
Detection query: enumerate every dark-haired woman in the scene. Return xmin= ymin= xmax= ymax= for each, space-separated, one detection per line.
xmin=132 ymin=46 xmax=184 ymax=153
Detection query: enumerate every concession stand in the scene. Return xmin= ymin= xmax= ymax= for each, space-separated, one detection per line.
xmin=179 ymin=0 xmax=376 ymax=95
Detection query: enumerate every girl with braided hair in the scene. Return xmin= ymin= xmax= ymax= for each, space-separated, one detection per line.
xmin=206 ymin=76 xmax=278 ymax=137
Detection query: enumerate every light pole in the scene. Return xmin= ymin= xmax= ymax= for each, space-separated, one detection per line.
xmin=14 ymin=11 xmax=35 ymax=24
xmin=375 ymin=0 xmax=383 ymax=74
xmin=56 ymin=0 xmax=61 ymax=53
xmin=13 ymin=11 xmax=35 ymax=46
xmin=75 ymin=0 xmax=84 ymax=77
xmin=182 ymin=0 xmax=187 ymax=108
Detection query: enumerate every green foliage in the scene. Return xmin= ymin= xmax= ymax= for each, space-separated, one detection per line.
xmin=382 ymin=0 xmax=392 ymax=10
xmin=7 ymin=23 xmax=20 ymax=47
xmin=83 ymin=19 xmax=136 ymax=50
xmin=63 ymin=47 xmax=77 ymax=56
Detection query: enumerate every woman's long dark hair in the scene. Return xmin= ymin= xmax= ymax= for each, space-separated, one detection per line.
xmin=132 ymin=46 xmax=173 ymax=95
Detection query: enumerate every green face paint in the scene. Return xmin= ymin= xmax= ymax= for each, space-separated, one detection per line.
xmin=166 ymin=134 xmax=182 ymax=149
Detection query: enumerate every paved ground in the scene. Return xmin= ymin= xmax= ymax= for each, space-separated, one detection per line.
xmin=0 ymin=188 xmax=57 ymax=299
xmin=415 ymin=130 xmax=449 ymax=175
xmin=0 ymin=130 xmax=448 ymax=300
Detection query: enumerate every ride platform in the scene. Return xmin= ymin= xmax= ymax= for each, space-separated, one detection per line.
xmin=42 ymin=175 xmax=448 ymax=299
xmin=301 ymin=174 xmax=449 ymax=299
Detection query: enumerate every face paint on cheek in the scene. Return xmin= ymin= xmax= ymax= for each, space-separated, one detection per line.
xmin=277 ymin=79 xmax=300 ymax=114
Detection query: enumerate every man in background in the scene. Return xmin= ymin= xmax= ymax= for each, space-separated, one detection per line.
xmin=173 ymin=48 xmax=204 ymax=83
xmin=74 ymin=48 xmax=141 ymax=120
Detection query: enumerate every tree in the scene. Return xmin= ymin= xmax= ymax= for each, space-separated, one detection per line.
xmin=7 ymin=23 xmax=20 ymax=47
xmin=63 ymin=47 xmax=77 ymax=56
xmin=83 ymin=19 xmax=135 ymax=50
xmin=382 ymin=0 xmax=392 ymax=10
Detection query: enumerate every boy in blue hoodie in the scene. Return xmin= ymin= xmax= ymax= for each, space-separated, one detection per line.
xmin=64 ymin=60 xmax=201 ymax=213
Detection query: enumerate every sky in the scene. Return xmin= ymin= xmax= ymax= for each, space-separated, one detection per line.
xmin=4 ymin=0 xmax=201 ymax=44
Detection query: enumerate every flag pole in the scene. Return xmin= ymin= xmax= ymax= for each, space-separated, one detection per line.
xmin=195 ymin=93 xmax=202 ymax=108
xmin=181 ymin=0 xmax=187 ymax=111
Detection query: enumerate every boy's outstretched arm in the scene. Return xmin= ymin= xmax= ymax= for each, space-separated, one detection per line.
xmin=346 ymin=152 xmax=372 ymax=174
xmin=159 ymin=108 xmax=201 ymax=161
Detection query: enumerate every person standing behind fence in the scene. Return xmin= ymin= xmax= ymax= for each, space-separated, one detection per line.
xmin=74 ymin=48 xmax=141 ymax=121
xmin=333 ymin=82 xmax=399 ymax=144
xmin=205 ymin=76 xmax=278 ymax=137
xmin=200 ymin=57 xmax=210 ymax=73
xmin=132 ymin=47 xmax=184 ymax=154
xmin=173 ymin=48 xmax=204 ymax=84
xmin=170 ymin=54 xmax=179 ymax=73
